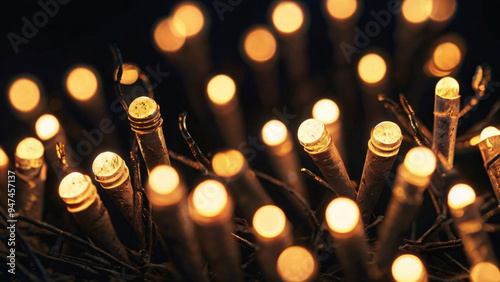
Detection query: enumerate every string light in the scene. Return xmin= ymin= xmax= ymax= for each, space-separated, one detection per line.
xmin=391 ymin=254 xmax=427 ymax=282
xmin=172 ymin=2 xmax=205 ymax=38
xmin=428 ymin=0 xmax=456 ymax=22
xmin=207 ymin=74 xmax=236 ymax=106
xmin=433 ymin=42 xmax=461 ymax=72
xmin=480 ymin=126 xmax=500 ymax=142
xmin=470 ymin=262 xmax=500 ymax=282
xmin=262 ymin=120 xmax=288 ymax=147
xmin=243 ymin=27 xmax=277 ymax=63
xmin=66 ymin=67 xmax=99 ymax=101
xmin=312 ymin=99 xmax=339 ymax=125
xmin=277 ymin=246 xmax=316 ymax=282
xmin=253 ymin=205 xmax=287 ymax=238
xmin=402 ymin=0 xmax=432 ymax=24
xmin=35 ymin=114 xmax=60 ymax=141
xmin=119 ymin=63 xmax=140 ymax=85
xmin=153 ymin=17 xmax=186 ymax=53
xmin=8 ymin=77 xmax=41 ymax=113
xmin=272 ymin=1 xmax=305 ymax=34
xmin=358 ymin=53 xmax=387 ymax=84
xmin=325 ymin=0 xmax=357 ymax=20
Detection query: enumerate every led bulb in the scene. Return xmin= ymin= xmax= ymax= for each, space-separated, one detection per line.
xmin=9 ymin=77 xmax=41 ymax=113
xmin=403 ymin=147 xmax=436 ymax=178
xmin=448 ymin=183 xmax=476 ymax=210
xmin=358 ymin=53 xmax=387 ymax=84
xmin=325 ymin=0 xmax=357 ymax=20
xmin=244 ymin=28 xmax=277 ymax=63
xmin=149 ymin=165 xmax=180 ymax=195
xmin=371 ymin=121 xmax=403 ymax=150
xmin=262 ymin=120 xmax=288 ymax=146
xmin=35 ymin=114 xmax=60 ymax=141
xmin=428 ymin=0 xmax=456 ymax=22
xmin=312 ymin=99 xmax=339 ymax=125
xmin=128 ymin=96 xmax=158 ymax=120
xmin=59 ymin=172 xmax=97 ymax=212
xmin=192 ymin=180 xmax=228 ymax=217
xmin=433 ymin=42 xmax=461 ymax=72
xmin=325 ymin=197 xmax=360 ymax=233
xmin=272 ymin=1 xmax=304 ymax=34
xmin=402 ymin=0 xmax=432 ymax=24
xmin=470 ymin=262 xmax=500 ymax=282
xmin=92 ymin=152 xmax=122 ymax=178
xmin=154 ymin=17 xmax=186 ymax=52
xmin=277 ymin=246 xmax=316 ymax=282
xmin=16 ymin=137 xmax=44 ymax=167
xmin=297 ymin=119 xmax=330 ymax=152
xmin=119 ymin=63 xmax=140 ymax=85
xmin=207 ymin=75 xmax=236 ymax=105
xmin=212 ymin=150 xmax=246 ymax=178
xmin=0 ymin=148 xmax=9 ymax=167
xmin=253 ymin=205 xmax=287 ymax=238
xmin=479 ymin=126 xmax=500 ymax=142
xmin=172 ymin=2 xmax=204 ymax=37
xmin=66 ymin=67 xmax=98 ymax=101
xmin=392 ymin=254 xmax=426 ymax=282
xmin=435 ymin=77 xmax=459 ymax=99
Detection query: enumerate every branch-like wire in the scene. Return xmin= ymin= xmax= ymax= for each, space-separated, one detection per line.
xmin=459 ymin=65 xmax=491 ymax=118
xmin=300 ymin=168 xmax=336 ymax=195
xmin=179 ymin=112 xmax=211 ymax=171
xmin=399 ymin=94 xmax=431 ymax=147
xmin=109 ymin=43 xmax=129 ymax=112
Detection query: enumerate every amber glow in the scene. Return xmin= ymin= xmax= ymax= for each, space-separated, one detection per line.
xmin=403 ymin=147 xmax=436 ymax=178
xmin=59 ymin=172 xmax=96 ymax=212
xmin=427 ymin=60 xmax=452 ymax=77
xmin=16 ymin=138 xmax=44 ymax=161
xmin=35 ymin=114 xmax=60 ymax=141
xmin=8 ymin=78 xmax=41 ymax=113
xmin=207 ymin=75 xmax=236 ymax=105
xmin=149 ymin=165 xmax=180 ymax=195
xmin=0 ymin=148 xmax=8 ymax=167
xmin=119 ymin=63 xmax=140 ymax=85
xmin=325 ymin=0 xmax=357 ymax=20
xmin=392 ymin=254 xmax=426 ymax=282
xmin=298 ymin=118 xmax=330 ymax=152
xmin=372 ymin=121 xmax=402 ymax=148
xmin=433 ymin=42 xmax=461 ymax=71
xmin=402 ymin=0 xmax=432 ymax=24
xmin=153 ymin=17 xmax=186 ymax=52
xmin=192 ymin=180 xmax=228 ymax=217
xmin=480 ymin=127 xmax=500 ymax=142
xmin=244 ymin=28 xmax=277 ymax=63
xmin=358 ymin=53 xmax=387 ymax=84
xmin=448 ymin=183 xmax=476 ymax=210
xmin=129 ymin=96 xmax=158 ymax=119
xmin=262 ymin=120 xmax=288 ymax=146
xmin=212 ymin=150 xmax=246 ymax=178
xmin=325 ymin=198 xmax=359 ymax=233
xmin=429 ymin=0 xmax=456 ymax=22
xmin=435 ymin=77 xmax=459 ymax=99
xmin=470 ymin=262 xmax=500 ymax=282
xmin=312 ymin=99 xmax=340 ymax=125
xmin=172 ymin=3 xmax=204 ymax=37
xmin=92 ymin=152 xmax=122 ymax=178
xmin=277 ymin=246 xmax=316 ymax=282
xmin=66 ymin=67 xmax=98 ymax=101
xmin=272 ymin=1 xmax=304 ymax=34
xmin=253 ymin=205 xmax=287 ymax=238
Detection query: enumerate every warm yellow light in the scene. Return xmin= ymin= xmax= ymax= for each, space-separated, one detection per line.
xmin=435 ymin=76 xmax=459 ymax=99
xmin=272 ymin=1 xmax=304 ymax=34
xmin=8 ymin=78 xmax=41 ymax=113
xmin=59 ymin=172 xmax=96 ymax=212
xmin=66 ymin=67 xmax=98 ymax=101
xmin=392 ymin=254 xmax=425 ymax=282
xmin=403 ymin=147 xmax=436 ymax=178
xmin=172 ymin=3 xmax=204 ymax=37
xmin=35 ymin=114 xmax=60 ymax=141
xmin=429 ymin=0 xmax=456 ymax=22
xmin=427 ymin=60 xmax=452 ymax=77
xmin=402 ymin=0 xmax=432 ymax=24
xmin=0 ymin=148 xmax=8 ymax=167
xmin=312 ymin=99 xmax=340 ymax=125
xmin=207 ymin=74 xmax=236 ymax=105
xmin=16 ymin=138 xmax=44 ymax=161
xmin=212 ymin=150 xmax=246 ymax=178
xmin=193 ymin=180 xmax=228 ymax=217
xmin=149 ymin=165 xmax=180 ymax=195
xmin=277 ymin=246 xmax=316 ymax=282
xmin=129 ymin=96 xmax=158 ymax=119
xmin=92 ymin=152 xmax=121 ymax=178
xmin=120 ymin=63 xmax=140 ymax=85
xmin=480 ymin=126 xmax=500 ymax=142
xmin=262 ymin=120 xmax=288 ymax=146
xmin=358 ymin=53 xmax=387 ymax=84
xmin=325 ymin=197 xmax=359 ymax=233
xmin=470 ymin=262 xmax=500 ymax=282
xmin=153 ymin=17 xmax=186 ymax=53
xmin=297 ymin=119 xmax=329 ymax=152
xmin=325 ymin=0 xmax=357 ymax=20
xmin=243 ymin=28 xmax=277 ymax=63
xmin=372 ymin=121 xmax=402 ymax=148
xmin=253 ymin=205 xmax=287 ymax=238
xmin=433 ymin=42 xmax=461 ymax=71
xmin=448 ymin=183 xmax=476 ymax=210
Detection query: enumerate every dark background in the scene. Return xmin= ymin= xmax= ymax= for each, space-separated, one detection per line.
xmin=1 ymin=0 xmax=500 ymax=279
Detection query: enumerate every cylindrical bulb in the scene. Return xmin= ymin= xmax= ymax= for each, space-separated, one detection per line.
xmin=35 ymin=114 xmax=60 ymax=141
xmin=392 ymin=254 xmax=427 ymax=282
xmin=478 ymin=126 xmax=500 ymax=203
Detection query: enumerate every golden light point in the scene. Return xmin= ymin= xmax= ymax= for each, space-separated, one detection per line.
xmin=8 ymin=77 xmax=41 ymax=113
xmin=59 ymin=172 xmax=90 ymax=200
xmin=253 ymin=205 xmax=287 ymax=238
xmin=119 ymin=63 xmax=140 ymax=85
xmin=403 ymin=147 xmax=436 ymax=178
xmin=172 ymin=2 xmax=205 ymax=37
xmin=470 ymin=262 xmax=500 ymax=282
xmin=243 ymin=27 xmax=277 ymax=63
xmin=372 ymin=121 xmax=402 ymax=147
xmin=153 ymin=17 xmax=186 ymax=53
xmin=16 ymin=137 xmax=44 ymax=161
xmin=0 ymin=148 xmax=8 ymax=167
xmin=297 ymin=119 xmax=326 ymax=146
xmin=66 ymin=67 xmax=98 ymax=101
xmin=207 ymin=74 xmax=236 ymax=105
xmin=262 ymin=120 xmax=288 ymax=146
xmin=325 ymin=197 xmax=360 ymax=233
xmin=128 ymin=96 xmax=158 ymax=119
xmin=402 ymin=0 xmax=432 ymax=24
xmin=358 ymin=53 xmax=387 ymax=84
xmin=448 ymin=183 xmax=476 ymax=210
xmin=272 ymin=1 xmax=305 ymax=34
xmin=92 ymin=152 xmax=121 ymax=178
xmin=392 ymin=254 xmax=426 ymax=282
xmin=433 ymin=42 xmax=461 ymax=71
xmin=277 ymin=246 xmax=316 ymax=282
xmin=212 ymin=150 xmax=246 ymax=178
xmin=435 ymin=76 xmax=460 ymax=99
xmin=480 ymin=126 xmax=500 ymax=142
xmin=429 ymin=0 xmax=456 ymax=22
xmin=35 ymin=114 xmax=60 ymax=141
xmin=325 ymin=0 xmax=357 ymax=20
xmin=312 ymin=99 xmax=340 ymax=125
xmin=427 ymin=60 xmax=452 ymax=77
xmin=193 ymin=180 xmax=228 ymax=217
xmin=149 ymin=165 xmax=180 ymax=195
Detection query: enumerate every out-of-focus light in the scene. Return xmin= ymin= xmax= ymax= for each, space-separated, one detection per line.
xmin=403 ymin=147 xmax=436 ymax=178
xmin=35 ymin=114 xmax=60 ymax=141
xmin=244 ymin=28 xmax=277 ymax=63
xmin=212 ymin=150 xmax=246 ymax=178
xmin=402 ymin=0 xmax=432 ymax=24
xmin=66 ymin=67 xmax=98 ymax=101
xmin=16 ymin=137 xmax=44 ymax=162
xmin=272 ymin=1 xmax=304 ymax=34
xmin=207 ymin=74 xmax=236 ymax=105
xmin=312 ymin=99 xmax=340 ymax=125
xmin=433 ymin=42 xmax=461 ymax=72
xmin=154 ymin=17 xmax=186 ymax=53
xmin=8 ymin=77 xmax=41 ymax=113
xmin=429 ymin=0 xmax=456 ymax=22
xmin=119 ymin=63 xmax=140 ymax=85
xmin=325 ymin=197 xmax=359 ymax=233
xmin=192 ymin=180 xmax=228 ymax=217
xmin=392 ymin=254 xmax=426 ymax=282
xmin=448 ymin=183 xmax=476 ymax=210
xmin=172 ymin=2 xmax=204 ymax=37
xmin=470 ymin=262 xmax=500 ymax=282
xmin=480 ymin=126 xmax=500 ymax=142
xmin=358 ymin=53 xmax=387 ymax=84
xmin=427 ymin=60 xmax=452 ymax=77
xmin=325 ymin=0 xmax=357 ymax=20
xmin=277 ymin=246 xmax=316 ymax=281
xmin=262 ymin=120 xmax=288 ymax=146
xmin=253 ymin=205 xmax=287 ymax=238
xmin=0 ymin=148 xmax=8 ymax=167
